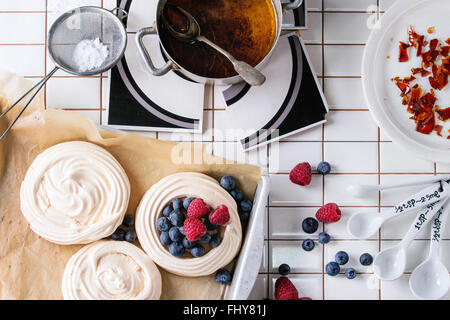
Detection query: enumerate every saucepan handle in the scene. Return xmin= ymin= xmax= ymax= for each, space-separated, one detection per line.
xmin=136 ymin=25 xmax=175 ymax=76
xmin=282 ymin=0 xmax=303 ymax=12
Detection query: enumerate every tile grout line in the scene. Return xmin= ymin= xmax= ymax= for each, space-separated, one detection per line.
xmin=321 ymin=0 xmax=325 ymax=301
xmin=376 ymin=2 xmax=382 ymax=300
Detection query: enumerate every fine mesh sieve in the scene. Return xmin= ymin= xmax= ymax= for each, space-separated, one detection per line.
xmin=0 ymin=6 xmax=128 ymax=140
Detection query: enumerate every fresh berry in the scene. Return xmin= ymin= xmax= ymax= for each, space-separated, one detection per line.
xmin=220 ymin=176 xmax=236 ymax=191
xmin=315 ymin=203 xmax=341 ymax=223
xmin=169 ymin=209 xmax=185 ymax=227
xmin=187 ymin=199 xmax=210 ymax=219
xmin=191 ymin=244 xmax=205 ymax=257
xmin=302 ymin=217 xmax=319 ymax=234
xmin=182 ymin=237 xmax=195 ymax=249
xmin=169 ymin=226 xmax=183 ymax=242
xmin=230 ymin=189 xmax=244 ymax=202
xmin=215 ymin=269 xmax=232 ymax=285
xmin=172 ymin=198 xmax=183 ymax=211
xmin=345 ymin=268 xmax=357 ymax=279
xmin=183 ymin=197 xmax=195 ymax=210
xmin=318 ymin=232 xmax=331 ymax=244
xmin=278 ymin=264 xmax=291 ymax=276
xmin=162 ymin=205 xmax=172 ymax=217
xmin=210 ymin=233 xmax=221 ymax=248
xmin=326 ymin=262 xmax=340 ymax=276
xmin=302 ymin=239 xmax=315 ymax=251
xmin=156 ymin=217 xmax=172 ymax=232
xmin=184 ymin=218 xmax=207 ymax=242
xmin=178 ymin=226 xmax=185 ymax=235
xmin=204 ymin=218 xmax=218 ymax=231
xmin=317 ymin=161 xmax=331 ymax=175
xmin=335 ymin=251 xmax=349 ymax=265
xmin=240 ymin=198 xmax=253 ymax=212
xmin=289 ymin=162 xmax=312 ymax=186
xmin=125 ymin=230 xmax=137 ymax=243
xmin=198 ymin=233 xmax=211 ymax=244
xmin=160 ymin=232 xmax=172 ymax=246
xmin=209 ymin=205 xmax=230 ymax=225
xmin=274 ymin=277 xmax=298 ymax=300
xmin=299 ymin=297 xmax=312 ymax=300
xmin=360 ymin=253 xmax=373 ymax=266
xmin=169 ymin=242 xmax=185 ymax=257
xmin=122 ymin=214 xmax=135 ymax=227
xmin=239 ymin=211 xmax=250 ymax=223
xmin=111 ymin=228 xmax=125 ymax=241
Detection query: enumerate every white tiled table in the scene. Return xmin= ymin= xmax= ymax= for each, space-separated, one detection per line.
xmin=1 ymin=0 xmax=449 ymax=300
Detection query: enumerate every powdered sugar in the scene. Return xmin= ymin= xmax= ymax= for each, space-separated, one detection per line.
xmin=72 ymin=38 xmax=109 ymax=73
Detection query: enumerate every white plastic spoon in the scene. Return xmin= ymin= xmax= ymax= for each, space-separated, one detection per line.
xmin=347 ymin=181 xmax=450 ymax=239
xmin=348 ymin=175 xmax=450 ymax=199
xmin=373 ymin=199 xmax=447 ymax=281
xmin=409 ymin=198 xmax=450 ymax=300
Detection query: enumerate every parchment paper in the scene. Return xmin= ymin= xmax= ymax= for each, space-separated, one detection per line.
xmin=0 ymin=70 xmax=263 ymax=300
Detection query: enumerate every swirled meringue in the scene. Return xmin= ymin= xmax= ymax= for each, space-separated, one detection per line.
xmin=136 ymin=172 xmax=242 ymax=277
xmin=62 ymin=241 xmax=162 ymax=300
xmin=20 ymin=141 xmax=130 ymax=245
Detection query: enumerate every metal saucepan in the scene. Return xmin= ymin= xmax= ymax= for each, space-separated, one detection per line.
xmin=136 ymin=0 xmax=303 ymax=86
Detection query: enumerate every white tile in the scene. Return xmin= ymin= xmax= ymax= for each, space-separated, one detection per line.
xmin=379 ymin=128 xmax=392 ymax=142
xmin=210 ymin=141 xmax=268 ymax=168
xmin=0 ymin=13 xmax=45 ymax=43
xmin=324 ymin=78 xmax=367 ymax=109
xmin=325 ymin=207 xmax=379 ymax=240
xmin=305 ymin=45 xmax=322 ymax=76
xmin=324 ymin=240 xmax=379 ymax=273
xmin=324 ymin=0 xmax=376 ymax=11
xmin=269 ymin=142 xmax=322 ymax=173
xmin=0 ymin=0 xmax=46 ymax=11
xmin=379 ymin=174 xmax=437 ymax=206
xmin=269 ymin=274 xmax=323 ymax=300
xmin=325 ymin=174 xmax=379 ymax=206
xmin=436 ymin=162 xmax=450 ymax=173
xmin=324 ymin=45 xmax=365 ymax=76
xmin=325 ymin=13 xmax=371 ymax=44
xmin=324 ymin=142 xmax=378 ymax=173
xmin=379 ymin=0 xmax=397 ymax=11
xmin=282 ymin=123 xmax=323 ymax=141
xmin=269 ymin=207 xmax=322 ymax=239
xmin=66 ymin=109 xmax=101 ymax=125
xmin=248 ymin=275 xmax=268 ymax=300
xmin=301 ymin=12 xmax=322 ymax=44
xmin=269 ymin=174 xmax=323 ymax=206
xmin=0 ymin=45 xmax=45 ymax=76
xmin=380 ymin=142 xmax=434 ymax=173
xmin=325 ymin=274 xmax=379 ymax=300
xmin=260 ymin=241 xmax=269 ymax=273
xmin=307 ymin=0 xmax=322 ymax=11
xmin=380 ymin=275 xmax=416 ymax=300
xmin=46 ymin=77 xmax=100 ymax=108
xmin=269 ymin=241 xmax=322 ymax=273
xmin=47 ymin=0 xmax=102 ymax=13
xmin=324 ymin=111 xmax=379 ymax=141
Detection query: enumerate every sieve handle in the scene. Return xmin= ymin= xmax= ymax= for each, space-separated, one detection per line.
xmin=136 ymin=26 xmax=176 ymax=77
xmin=110 ymin=7 xmax=128 ymax=21
xmin=282 ymin=0 xmax=303 ymax=13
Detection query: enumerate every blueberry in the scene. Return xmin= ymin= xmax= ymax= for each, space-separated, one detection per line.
xmin=198 ymin=233 xmax=211 ymax=244
xmin=183 ymin=197 xmax=195 ymax=210
xmin=230 ymin=189 xmax=244 ymax=202
xmin=125 ymin=230 xmax=137 ymax=243
xmin=317 ymin=161 xmax=331 ymax=175
xmin=239 ymin=211 xmax=250 ymax=223
xmin=172 ymin=198 xmax=183 ymax=211
xmin=335 ymin=251 xmax=349 ymax=265
xmin=302 ymin=239 xmax=315 ymax=251
xmin=160 ymin=232 xmax=172 ymax=246
xmin=326 ymin=262 xmax=340 ymax=276
xmin=215 ymin=269 xmax=232 ymax=285
xmin=156 ymin=217 xmax=172 ymax=232
xmin=220 ymin=176 xmax=236 ymax=191
xmin=182 ymin=237 xmax=196 ymax=249
xmin=162 ymin=205 xmax=172 ymax=217
xmin=122 ymin=214 xmax=135 ymax=227
xmin=278 ymin=264 xmax=291 ymax=276
xmin=169 ymin=227 xmax=183 ymax=242
xmin=345 ymin=268 xmax=357 ymax=279
xmin=179 ymin=226 xmax=185 ymax=235
xmin=240 ymin=198 xmax=253 ymax=212
xmin=191 ymin=244 xmax=205 ymax=257
xmin=204 ymin=218 xmax=218 ymax=231
xmin=210 ymin=233 xmax=221 ymax=248
xmin=169 ymin=242 xmax=185 ymax=257
xmin=360 ymin=253 xmax=373 ymax=266
xmin=169 ymin=209 xmax=185 ymax=227
xmin=302 ymin=217 xmax=319 ymax=234
xmin=111 ymin=227 xmax=125 ymax=241
xmin=318 ymin=232 xmax=331 ymax=244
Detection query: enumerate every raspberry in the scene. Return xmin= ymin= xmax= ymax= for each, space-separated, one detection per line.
xmin=274 ymin=276 xmax=298 ymax=300
xmin=209 ymin=205 xmax=230 ymax=225
xmin=183 ymin=218 xmax=207 ymax=242
xmin=289 ymin=162 xmax=312 ymax=186
xmin=315 ymin=203 xmax=341 ymax=223
xmin=187 ymin=199 xmax=210 ymax=219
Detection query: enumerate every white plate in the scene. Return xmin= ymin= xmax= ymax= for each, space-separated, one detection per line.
xmin=362 ymin=0 xmax=450 ymax=163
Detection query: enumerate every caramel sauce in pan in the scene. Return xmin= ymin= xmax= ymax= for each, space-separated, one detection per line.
xmin=159 ymin=0 xmax=277 ymax=79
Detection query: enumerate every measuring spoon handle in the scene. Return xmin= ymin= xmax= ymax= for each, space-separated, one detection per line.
xmin=429 ymin=198 xmax=450 ymax=258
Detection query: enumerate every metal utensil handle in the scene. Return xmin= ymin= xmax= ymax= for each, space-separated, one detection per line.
xmin=136 ymin=26 xmax=175 ymax=76
xmin=282 ymin=0 xmax=303 ymax=12
xmin=0 ymin=67 xmax=58 ymax=141
xmin=110 ymin=7 xmax=128 ymax=21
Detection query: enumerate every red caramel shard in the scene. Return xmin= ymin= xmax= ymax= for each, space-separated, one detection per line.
xmin=437 ymin=107 xmax=450 ymax=121
xmin=399 ymin=41 xmax=410 ymax=62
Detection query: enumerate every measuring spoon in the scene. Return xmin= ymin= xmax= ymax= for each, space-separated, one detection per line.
xmin=347 ymin=181 xmax=450 ymax=239
xmin=373 ymin=199 xmax=447 ymax=281
xmin=409 ymin=198 xmax=450 ymax=300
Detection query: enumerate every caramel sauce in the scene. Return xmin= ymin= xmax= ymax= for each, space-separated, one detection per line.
xmin=159 ymin=0 xmax=277 ymax=79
